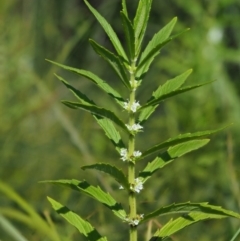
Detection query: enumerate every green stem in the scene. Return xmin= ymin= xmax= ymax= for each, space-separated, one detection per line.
xmin=128 ymin=61 xmax=137 ymax=241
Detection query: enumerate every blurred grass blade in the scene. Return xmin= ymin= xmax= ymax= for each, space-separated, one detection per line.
xmin=47 ymin=60 xmax=125 ymax=107
xmin=47 ymin=197 xmax=108 ymax=241
xmin=62 ymin=100 xmax=129 ymax=134
xmin=230 ymin=227 xmax=240 ymax=241
xmin=139 ymin=140 xmax=209 ymax=183
xmin=120 ymin=11 xmax=135 ymax=59
xmin=89 ymin=39 xmax=130 ymax=88
xmin=0 ymin=214 xmax=29 ymax=241
xmin=84 ymin=0 xmax=128 ymax=61
xmin=134 ymin=0 xmax=152 ymax=56
xmin=138 ymin=69 xmax=192 ymax=123
xmin=82 ymin=163 xmax=129 ymax=190
xmin=44 ymin=180 xmax=127 ymax=220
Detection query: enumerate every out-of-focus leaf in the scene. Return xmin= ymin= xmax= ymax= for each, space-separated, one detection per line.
xmin=122 ymin=0 xmax=128 ymax=17
xmin=47 ymin=197 xmax=107 ymax=241
xmin=82 ymin=163 xmax=129 ymax=190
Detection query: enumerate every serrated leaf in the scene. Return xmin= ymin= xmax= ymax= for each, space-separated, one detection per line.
xmin=82 ymin=163 xmax=128 ymax=190
xmin=139 ymin=139 xmax=210 ymax=183
xmin=62 ymin=100 xmax=129 ymax=134
xmin=136 ymin=17 xmax=177 ymax=79
xmin=138 ymin=69 xmax=192 ymax=123
xmin=140 ymin=126 xmax=224 ymax=159
xmin=137 ymin=28 xmax=189 ymax=72
xmin=89 ymin=40 xmax=130 ymax=89
xmin=45 ymin=180 xmax=127 ymax=220
xmin=47 ymin=197 xmax=107 ymax=241
xmin=47 ymin=60 xmax=125 ymax=107
xmin=140 ymin=81 xmax=214 ymax=111
xmin=84 ymin=0 xmax=127 ymax=61
xmin=120 ymin=12 xmax=135 ymax=59
xmin=134 ymin=0 xmax=153 ymax=56
xmin=150 ymin=203 xmax=240 ymax=240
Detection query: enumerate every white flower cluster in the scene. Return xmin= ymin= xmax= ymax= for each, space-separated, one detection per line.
xmin=125 ymin=123 xmax=143 ymax=132
xmin=120 ymin=149 xmax=142 ymax=162
xmin=130 ymin=178 xmax=143 ymax=193
xmin=123 ymin=100 xmax=141 ymax=113
xmin=124 ymin=214 xmax=144 ymax=226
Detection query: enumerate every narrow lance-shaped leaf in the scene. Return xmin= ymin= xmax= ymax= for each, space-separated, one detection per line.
xmin=137 ymin=28 xmax=189 ymax=71
xmin=62 ymin=100 xmax=130 ymax=134
xmin=44 ymin=180 xmax=127 ymax=220
xmin=138 ymin=69 xmax=192 ymax=123
xmin=54 ymin=74 xmax=125 ymax=151
xmin=142 ymin=202 xmax=240 ymax=223
xmin=84 ymin=0 xmax=128 ymax=61
xmin=120 ymin=12 xmax=135 ymax=60
xmin=47 ymin=197 xmax=108 ymax=241
xmin=122 ymin=0 xmax=128 ymax=17
xmin=140 ymin=126 xmax=225 ymax=159
xmin=89 ymin=39 xmax=130 ymax=89
xmin=82 ymin=163 xmax=129 ymax=190
xmin=150 ymin=203 xmax=240 ymax=240
xmin=138 ymin=139 xmax=210 ymax=183
xmin=136 ymin=17 xmax=177 ymax=79
xmin=47 ymin=60 xmax=125 ymax=107
xmin=134 ymin=0 xmax=153 ymax=56
xmin=139 ymin=81 xmax=214 ymax=111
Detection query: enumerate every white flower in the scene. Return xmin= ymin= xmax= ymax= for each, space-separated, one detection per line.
xmin=130 ymin=178 xmax=143 ymax=193
xmin=125 ymin=123 xmax=143 ymax=132
xmin=133 ymin=150 xmax=142 ymax=158
xmin=120 ymin=148 xmax=128 ymax=161
xmin=119 ymin=185 xmax=124 ymax=190
xmin=123 ymin=100 xmax=141 ymax=113
xmin=124 ymin=217 xmax=140 ymax=226
xmin=140 ymin=214 xmax=144 ymax=219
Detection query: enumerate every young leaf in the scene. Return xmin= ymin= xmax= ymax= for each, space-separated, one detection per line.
xmin=139 ymin=139 xmax=210 ymax=183
xmin=150 ymin=203 xmax=240 ymax=239
xmin=84 ymin=0 xmax=128 ymax=61
xmin=122 ymin=0 xmax=128 ymax=17
xmin=46 ymin=60 xmax=125 ymax=107
xmin=142 ymin=202 xmax=240 ymax=223
xmin=82 ymin=163 xmax=129 ymax=190
xmin=89 ymin=39 xmax=130 ymax=89
xmin=140 ymin=126 xmax=224 ymax=159
xmin=136 ymin=17 xmax=177 ymax=79
xmin=134 ymin=0 xmax=153 ymax=56
xmin=139 ymin=81 xmax=214 ymax=111
xmin=45 ymin=180 xmax=127 ymax=220
xmin=61 ymin=101 xmax=130 ymax=134
xmin=47 ymin=197 xmax=108 ymax=241
xmin=138 ymin=69 xmax=192 ymax=123
xmin=120 ymin=12 xmax=135 ymax=59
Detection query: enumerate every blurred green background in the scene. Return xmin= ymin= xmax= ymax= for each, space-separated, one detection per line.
xmin=1 ymin=0 xmax=240 ymax=240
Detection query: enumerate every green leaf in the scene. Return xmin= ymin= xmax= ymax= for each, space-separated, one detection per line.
xmin=136 ymin=17 xmax=177 ymax=79
xmin=95 ymin=118 xmax=125 ymax=152
xmin=82 ymin=163 xmax=129 ymax=190
xmin=45 ymin=180 xmax=127 ymax=220
xmin=89 ymin=39 xmax=130 ymax=89
xmin=149 ymin=203 xmax=240 ymax=240
xmin=47 ymin=60 xmax=125 ymax=107
xmin=122 ymin=0 xmax=128 ymax=17
xmin=140 ymin=81 xmax=214 ymax=111
xmin=139 ymin=139 xmax=210 ymax=183
xmin=140 ymin=126 xmax=224 ymax=159
xmin=120 ymin=12 xmax=135 ymax=59
xmin=143 ymin=202 xmax=240 ymax=223
xmin=137 ymin=28 xmax=189 ymax=72
xmin=138 ymin=69 xmax=192 ymax=123
xmin=47 ymin=197 xmax=107 ymax=241
xmin=134 ymin=0 xmax=153 ymax=56
xmin=62 ymin=100 xmax=130 ymax=134
xmin=84 ymin=0 xmax=128 ymax=61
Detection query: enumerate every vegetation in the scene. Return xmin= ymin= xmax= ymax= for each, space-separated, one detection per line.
xmin=1 ymin=0 xmax=240 ymax=240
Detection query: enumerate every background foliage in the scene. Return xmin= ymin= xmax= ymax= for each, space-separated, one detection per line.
xmin=1 ymin=0 xmax=240 ymax=240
